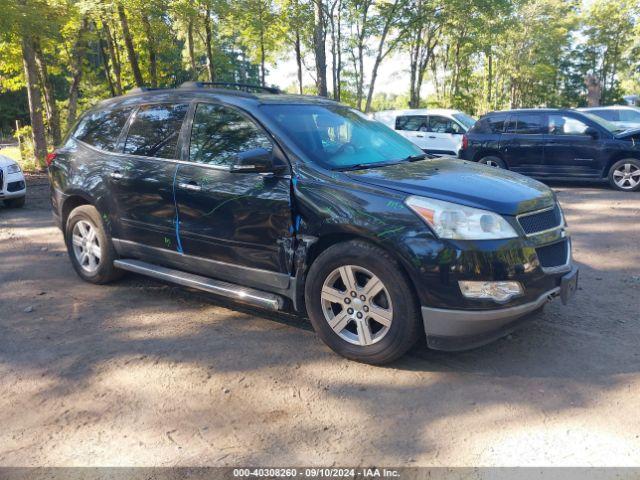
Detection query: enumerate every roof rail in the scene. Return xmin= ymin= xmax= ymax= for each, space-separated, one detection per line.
xmin=125 ymin=86 xmax=162 ymax=95
xmin=179 ymin=81 xmax=281 ymax=94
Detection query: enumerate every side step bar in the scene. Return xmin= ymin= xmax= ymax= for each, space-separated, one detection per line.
xmin=113 ymin=259 xmax=284 ymax=311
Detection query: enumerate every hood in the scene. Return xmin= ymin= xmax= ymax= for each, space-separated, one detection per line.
xmin=0 ymin=154 xmax=19 ymax=168
xmin=615 ymin=127 xmax=640 ymax=139
xmin=345 ymin=158 xmax=554 ymax=216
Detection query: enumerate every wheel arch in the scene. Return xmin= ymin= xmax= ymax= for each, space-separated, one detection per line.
xmin=301 ymin=229 xmax=423 ymax=320
xmin=473 ymin=149 xmax=504 ymax=163
xmin=602 ymin=152 xmax=640 ymax=178
xmin=61 ymin=193 xmax=94 ymax=229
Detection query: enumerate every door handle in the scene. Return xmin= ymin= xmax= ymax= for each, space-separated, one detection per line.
xmin=416 ymin=134 xmax=424 ymax=138
xmin=178 ymin=182 xmax=202 ymax=192
xmin=110 ymin=171 xmax=123 ymax=180
xmin=428 ymin=136 xmax=436 ymax=139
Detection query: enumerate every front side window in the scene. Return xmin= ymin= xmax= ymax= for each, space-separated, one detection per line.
xmin=549 ymin=115 xmax=590 ymax=136
xmin=619 ymin=109 xmax=640 ymax=123
xmin=74 ymin=108 xmax=133 ymax=151
xmin=123 ymin=103 xmax=189 ymax=159
xmin=189 ymin=103 xmax=272 ymax=167
xmin=429 ymin=116 xmax=463 ymax=134
xmin=396 ymin=115 xmax=428 ymax=131
xmin=261 ymin=104 xmax=423 ymax=169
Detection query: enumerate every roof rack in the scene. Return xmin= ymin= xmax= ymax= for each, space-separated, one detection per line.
xmin=125 ymin=86 xmax=164 ymax=95
xmin=179 ymin=81 xmax=281 ymax=94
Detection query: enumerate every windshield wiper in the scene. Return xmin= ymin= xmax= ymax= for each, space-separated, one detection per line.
xmin=335 ymin=160 xmax=403 ymax=171
xmin=405 ymin=153 xmax=430 ymax=162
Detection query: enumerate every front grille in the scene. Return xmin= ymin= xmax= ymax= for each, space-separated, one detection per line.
xmin=518 ymin=204 xmax=562 ymax=235
xmin=536 ymin=239 xmax=568 ymax=269
xmin=7 ymin=180 xmax=25 ymax=192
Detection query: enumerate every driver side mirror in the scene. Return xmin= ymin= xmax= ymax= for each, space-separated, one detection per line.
xmin=230 ymin=147 xmax=285 ymax=173
xmin=585 ymin=127 xmax=599 ymax=140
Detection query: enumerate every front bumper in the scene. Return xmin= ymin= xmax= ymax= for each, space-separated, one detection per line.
xmin=423 ymin=266 xmax=578 ymax=351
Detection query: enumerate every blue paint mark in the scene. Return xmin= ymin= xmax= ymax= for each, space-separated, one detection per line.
xmin=172 ymin=164 xmax=184 ymax=254
xmin=295 ymin=215 xmax=301 ymax=232
xmin=292 ymin=176 xmax=298 ymax=187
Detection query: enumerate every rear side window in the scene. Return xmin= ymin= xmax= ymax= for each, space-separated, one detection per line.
xmin=189 ymin=103 xmax=272 ymax=167
xmin=592 ymin=109 xmax=619 ymax=122
xmin=472 ymin=114 xmax=506 ymax=134
xmin=123 ymin=103 xmax=189 ymax=159
xmin=74 ymin=108 xmax=133 ymax=151
xmin=507 ymin=114 xmax=544 ymax=134
xmin=396 ymin=115 xmax=428 ymax=131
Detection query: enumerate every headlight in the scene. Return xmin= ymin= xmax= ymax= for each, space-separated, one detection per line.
xmin=6 ymin=163 xmax=21 ymax=174
xmin=405 ymin=195 xmax=518 ymax=240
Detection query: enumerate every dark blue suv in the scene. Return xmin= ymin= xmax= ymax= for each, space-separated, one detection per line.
xmin=459 ymin=108 xmax=640 ymax=191
xmin=48 ymin=84 xmax=578 ymax=364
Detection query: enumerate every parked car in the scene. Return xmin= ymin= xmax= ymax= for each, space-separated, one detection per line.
xmin=579 ymin=105 xmax=640 ymax=130
xmin=373 ymin=109 xmax=476 ymax=156
xmin=0 ymin=153 xmax=26 ymax=207
xmin=459 ymin=108 xmax=640 ymax=191
xmin=48 ymin=83 xmax=577 ymax=364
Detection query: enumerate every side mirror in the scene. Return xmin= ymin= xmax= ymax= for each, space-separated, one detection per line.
xmin=585 ymin=127 xmax=599 ymax=139
xmin=230 ymin=147 xmax=283 ymax=173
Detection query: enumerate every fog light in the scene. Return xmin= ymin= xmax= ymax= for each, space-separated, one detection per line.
xmin=459 ymin=281 xmax=523 ymax=303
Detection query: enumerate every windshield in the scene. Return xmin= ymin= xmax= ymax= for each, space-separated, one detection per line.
xmin=260 ymin=104 xmax=424 ymax=169
xmin=581 ymin=112 xmax=626 ymax=133
xmin=453 ymin=112 xmax=476 ymax=129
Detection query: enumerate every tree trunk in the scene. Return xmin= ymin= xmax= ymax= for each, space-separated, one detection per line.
xmin=117 ymin=4 xmax=144 ymax=87
xmin=104 ymin=22 xmax=122 ymax=95
xmin=335 ymin=0 xmax=342 ymax=101
xmin=313 ymin=0 xmax=328 ymax=97
xmin=141 ymin=14 xmax=158 ymax=88
xmin=21 ymin=36 xmax=47 ymax=166
xmin=295 ymin=31 xmax=303 ymax=94
xmin=204 ymin=6 xmax=215 ymax=83
xmin=96 ymin=25 xmax=117 ymax=97
xmin=188 ymin=19 xmax=197 ymax=79
xmin=34 ymin=42 xmax=61 ymax=145
xmin=487 ymin=49 xmax=492 ymax=107
xmin=67 ymin=18 xmax=89 ymax=130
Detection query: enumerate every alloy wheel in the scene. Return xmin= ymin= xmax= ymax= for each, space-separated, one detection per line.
xmin=320 ymin=265 xmax=393 ymax=346
xmin=71 ymin=220 xmax=102 ymax=273
xmin=613 ymin=163 xmax=640 ymax=190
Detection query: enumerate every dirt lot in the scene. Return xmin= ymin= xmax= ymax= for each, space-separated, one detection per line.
xmin=1 ymin=175 xmax=639 ymax=467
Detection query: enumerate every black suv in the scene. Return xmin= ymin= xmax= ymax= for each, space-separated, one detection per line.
xmin=459 ymin=108 xmax=640 ymax=191
xmin=48 ymin=83 xmax=578 ymax=364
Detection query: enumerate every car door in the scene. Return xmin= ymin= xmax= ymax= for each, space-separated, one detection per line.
xmin=174 ymin=102 xmax=293 ymax=287
xmin=427 ymin=115 xmax=465 ymax=155
xmin=501 ymin=113 xmax=546 ymax=175
xmin=394 ymin=115 xmax=431 ymax=150
xmin=544 ymin=113 xmax=604 ymax=177
xmin=110 ymin=102 xmax=189 ymax=251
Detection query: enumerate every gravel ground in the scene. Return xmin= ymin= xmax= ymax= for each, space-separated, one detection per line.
xmin=0 ymin=175 xmax=639 ymax=467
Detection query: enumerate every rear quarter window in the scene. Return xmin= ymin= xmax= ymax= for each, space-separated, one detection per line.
xmin=73 ymin=108 xmax=134 ymax=151
xmin=471 ymin=114 xmax=506 ymax=134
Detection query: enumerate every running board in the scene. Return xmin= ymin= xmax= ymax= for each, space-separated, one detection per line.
xmin=113 ymin=259 xmax=284 ymax=311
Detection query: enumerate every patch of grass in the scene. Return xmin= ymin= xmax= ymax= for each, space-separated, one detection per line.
xmin=0 ymin=145 xmax=41 ymax=173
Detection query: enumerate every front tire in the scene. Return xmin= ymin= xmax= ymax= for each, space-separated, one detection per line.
xmin=65 ymin=205 xmax=123 ymax=284
xmin=4 ymin=196 xmax=25 ymax=208
xmin=608 ymin=159 xmax=640 ymax=191
xmin=478 ymin=155 xmax=507 ymax=169
xmin=305 ymin=240 xmax=421 ymax=364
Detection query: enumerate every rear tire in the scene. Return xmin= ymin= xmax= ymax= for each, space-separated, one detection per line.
xmin=305 ymin=240 xmax=421 ymax=364
xmin=478 ymin=155 xmax=507 ymax=169
xmin=65 ymin=205 xmax=124 ymax=284
xmin=4 ymin=196 xmax=25 ymax=208
xmin=608 ymin=159 xmax=640 ymax=192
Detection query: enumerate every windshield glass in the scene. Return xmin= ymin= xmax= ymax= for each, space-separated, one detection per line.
xmin=581 ymin=112 xmax=626 ymax=133
xmin=453 ymin=112 xmax=476 ymax=129
xmin=260 ymin=104 xmax=424 ymax=169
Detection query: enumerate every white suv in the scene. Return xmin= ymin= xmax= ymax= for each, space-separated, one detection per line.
xmin=0 ymin=154 xmax=26 ymax=208
xmin=579 ymin=105 xmax=640 ymax=131
xmin=372 ymin=108 xmax=476 ymax=156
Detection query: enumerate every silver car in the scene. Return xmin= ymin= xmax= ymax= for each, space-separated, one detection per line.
xmin=579 ymin=105 xmax=640 ymax=131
